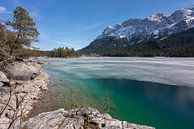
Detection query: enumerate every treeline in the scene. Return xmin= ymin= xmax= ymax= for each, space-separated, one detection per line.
xmin=50 ymin=47 xmax=79 ymax=58
xmin=18 ymin=47 xmax=80 ymax=58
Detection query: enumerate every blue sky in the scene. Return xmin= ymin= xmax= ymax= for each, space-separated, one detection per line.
xmin=0 ymin=0 xmax=194 ymax=50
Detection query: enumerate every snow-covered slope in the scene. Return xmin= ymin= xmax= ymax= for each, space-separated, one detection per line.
xmin=97 ymin=7 xmax=194 ymax=44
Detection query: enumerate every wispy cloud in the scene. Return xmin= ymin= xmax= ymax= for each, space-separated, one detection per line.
xmin=57 ymin=42 xmax=67 ymax=46
xmin=37 ymin=22 xmax=103 ymax=50
xmin=30 ymin=11 xmax=42 ymax=20
xmin=0 ymin=6 xmax=7 ymax=13
xmin=0 ymin=6 xmax=12 ymax=14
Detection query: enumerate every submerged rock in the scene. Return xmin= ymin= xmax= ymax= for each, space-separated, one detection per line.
xmin=23 ymin=107 xmax=154 ymax=129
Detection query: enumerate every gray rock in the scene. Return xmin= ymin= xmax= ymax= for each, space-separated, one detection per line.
xmin=5 ymin=61 xmax=41 ymax=81
xmin=23 ymin=107 xmax=155 ymax=129
xmin=0 ymin=71 xmax=49 ymax=129
xmin=0 ymin=71 xmax=9 ymax=83
xmin=37 ymin=61 xmax=47 ymax=66
xmin=0 ymin=71 xmax=9 ymax=87
xmin=0 ymin=82 xmax=4 ymax=87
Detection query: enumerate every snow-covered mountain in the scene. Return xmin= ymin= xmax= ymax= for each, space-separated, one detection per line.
xmin=97 ymin=7 xmax=194 ymax=44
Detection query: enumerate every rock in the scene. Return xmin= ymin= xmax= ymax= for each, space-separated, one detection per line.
xmin=0 ymin=82 xmax=4 ymax=87
xmin=0 ymin=71 xmax=10 ymax=87
xmin=24 ymin=58 xmax=47 ymax=67
xmin=0 ymin=71 xmax=49 ymax=129
xmin=24 ymin=109 xmax=67 ymax=129
xmin=37 ymin=61 xmax=47 ymax=67
xmin=5 ymin=61 xmax=41 ymax=81
xmin=0 ymin=71 xmax=9 ymax=83
xmin=23 ymin=107 xmax=155 ymax=129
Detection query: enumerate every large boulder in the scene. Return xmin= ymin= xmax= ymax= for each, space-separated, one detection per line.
xmin=5 ymin=61 xmax=41 ymax=81
xmin=0 ymin=71 xmax=9 ymax=87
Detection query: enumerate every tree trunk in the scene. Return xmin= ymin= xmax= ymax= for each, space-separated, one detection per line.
xmin=9 ymin=45 xmax=15 ymax=55
xmin=10 ymin=34 xmax=20 ymax=55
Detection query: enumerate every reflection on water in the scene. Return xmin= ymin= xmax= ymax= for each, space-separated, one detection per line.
xmin=31 ymin=58 xmax=194 ymax=129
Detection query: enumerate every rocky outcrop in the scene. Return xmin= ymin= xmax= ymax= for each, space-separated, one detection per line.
xmin=5 ymin=61 xmax=43 ymax=81
xmin=0 ymin=61 xmax=50 ymax=129
xmin=23 ymin=107 xmax=154 ymax=129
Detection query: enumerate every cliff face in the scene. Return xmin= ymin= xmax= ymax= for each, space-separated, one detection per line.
xmin=23 ymin=107 xmax=154 ymax=129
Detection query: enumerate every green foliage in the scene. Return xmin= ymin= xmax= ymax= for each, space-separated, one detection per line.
xmin=0 ymin=24 xmax=7 ymax=61
xmin=6 ymin=6 xmax=39 ymax=55
xmin=50 ymin=47 xmax=79 ymax=58
xmin=0 ymin=24 xmax=6 ymax=48
xmin=0 ymin=22 xmax=17 ymax=60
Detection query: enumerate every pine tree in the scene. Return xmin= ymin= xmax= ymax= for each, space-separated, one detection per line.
xmin=7 ymin=7 xmax=39 ymax=55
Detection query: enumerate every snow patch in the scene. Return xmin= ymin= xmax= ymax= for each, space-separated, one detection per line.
xmin=160 ymin=37 xmax=167 ymax=40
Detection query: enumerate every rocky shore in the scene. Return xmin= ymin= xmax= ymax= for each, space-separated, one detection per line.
xmin=0 ymin=59 xmax=154 ymax=129
xmin=0 ymin=60 xmax=49 ymax=129
xmin=23 ymin=107 xmax=154 ymax=129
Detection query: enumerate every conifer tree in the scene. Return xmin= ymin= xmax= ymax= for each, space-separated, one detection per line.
xmin=7 ymin=7 xmax=39 ymax=55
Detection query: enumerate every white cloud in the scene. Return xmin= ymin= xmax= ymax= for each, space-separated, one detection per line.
xmin=0 ymin=6 xmax=6 ymax=13
xmin=57 ymin=42 xmax=67 ymax=46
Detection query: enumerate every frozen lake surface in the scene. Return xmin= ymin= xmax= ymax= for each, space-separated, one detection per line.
xmin=43 ymin=57 xmax=194 ymax=87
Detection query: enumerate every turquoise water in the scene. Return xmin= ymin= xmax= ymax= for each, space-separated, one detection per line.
xmin=39 ymin=57 xmax=194 ymax=129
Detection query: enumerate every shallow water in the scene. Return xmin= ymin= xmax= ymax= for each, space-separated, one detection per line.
xmin=33 ymin=57 xmax=194 ymax=129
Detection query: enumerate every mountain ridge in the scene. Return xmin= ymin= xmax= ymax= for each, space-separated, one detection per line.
xmin=80 ymin=7 xmax=194 ymax=57
xmin=97 ymin=7 xmax=194 ymax=43
xmin=80 ymin=27 xmax=194 ymax=57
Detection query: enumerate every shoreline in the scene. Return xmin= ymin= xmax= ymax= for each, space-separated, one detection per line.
xmin=0 ymin=60 xmax=50 ymax=129
xmin=21 ymin=59 xmax=155 ymax=129
xmin=23 ymin=107 xmax=154 ymax=129
xmin=0 ymin=59 xmax=155 ymax=129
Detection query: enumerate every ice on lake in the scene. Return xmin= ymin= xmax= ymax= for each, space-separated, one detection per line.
xmin=43 ymin=57 xmax=194 ymax=87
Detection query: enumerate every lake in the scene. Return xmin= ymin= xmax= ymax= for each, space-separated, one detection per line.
xmin=31 ymin=57 xmax=194 ymax=129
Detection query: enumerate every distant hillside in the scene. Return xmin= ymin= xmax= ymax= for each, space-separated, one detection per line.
xmin=80 ymin=27 xmax=194 ymax=57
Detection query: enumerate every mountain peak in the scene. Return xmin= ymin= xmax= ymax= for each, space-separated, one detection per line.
xmin=97 ymin=7 xmax=194 ymax=43
xmin=107 ymin=25 xmax=114 ymax=29
xmin=147 ymin=13 xmax=168 ymax=22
